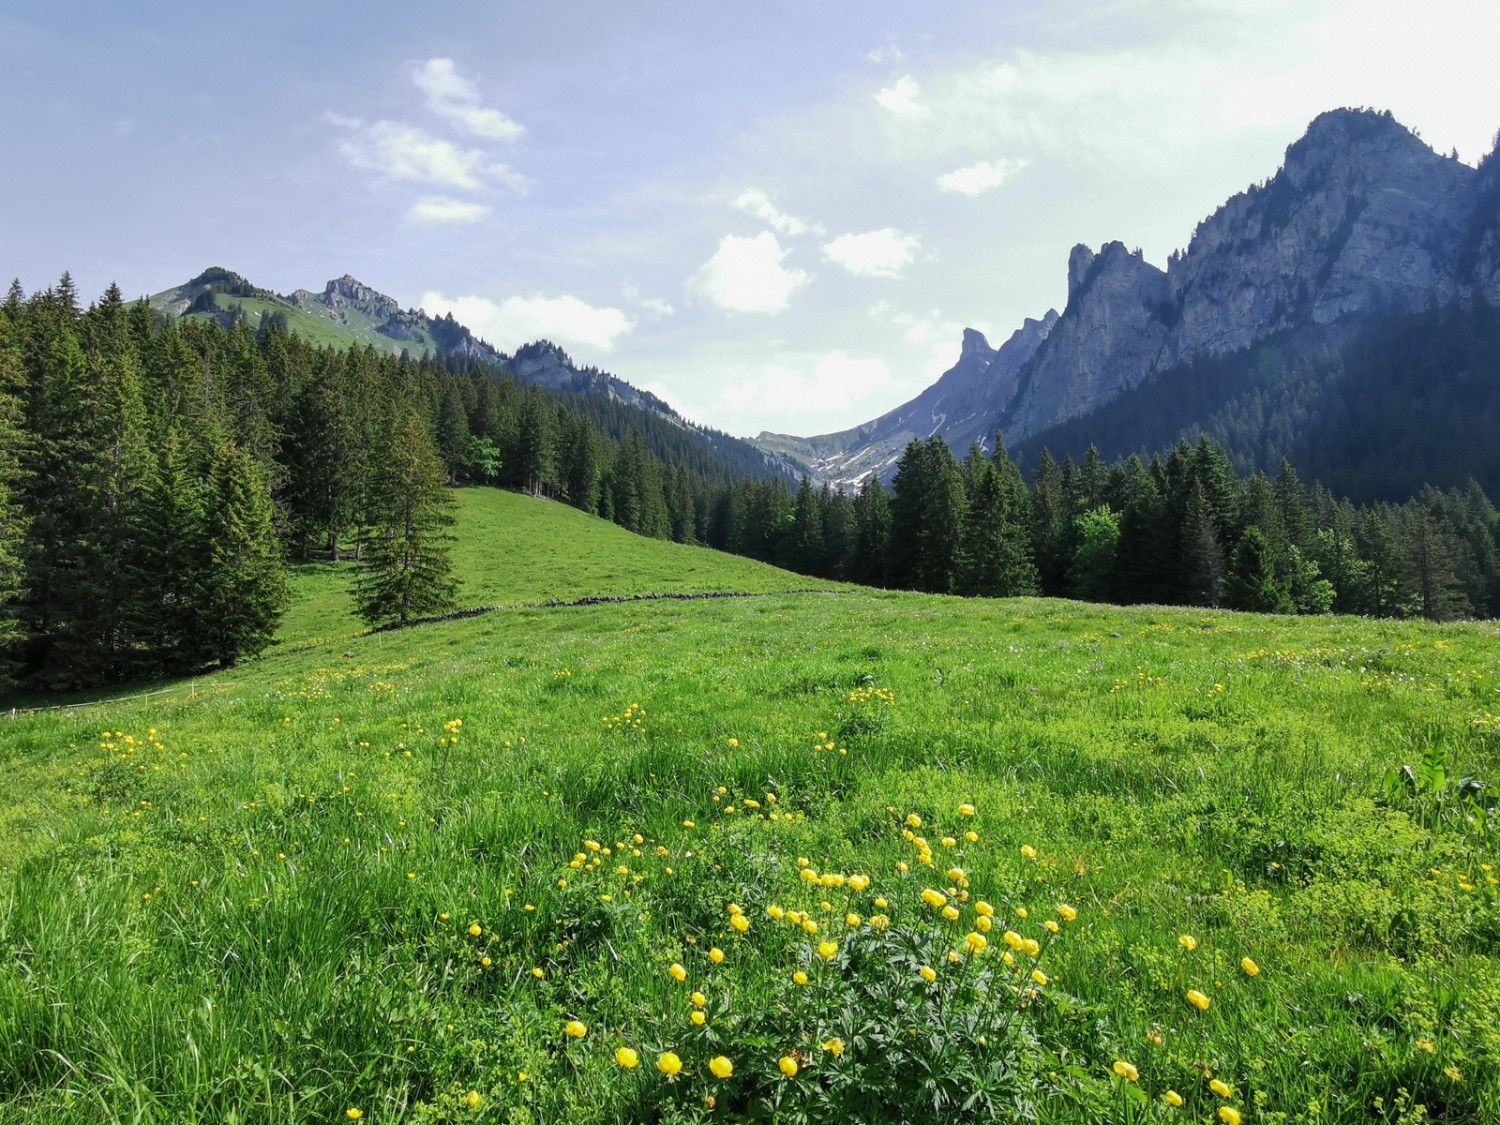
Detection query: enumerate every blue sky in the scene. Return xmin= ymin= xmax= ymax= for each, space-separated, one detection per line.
xmin=4 ymin=0 xmax=1498 ymax=437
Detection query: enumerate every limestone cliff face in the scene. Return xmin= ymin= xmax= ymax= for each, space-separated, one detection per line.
xmin=796 ymin=109 xmax=1499 ymax=476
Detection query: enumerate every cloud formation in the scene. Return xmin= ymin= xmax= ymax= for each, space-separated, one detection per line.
xmin=419 ymin=291 xmax=635 ymax=354
xmin=874 ymin=74 xmax=923 ymax=115
xmin=329 ymin=115 xmax=526 ymax=192
xmin=413 ymin=58 xmax=524 ymax=141
xmin=688 ymin=232 xmax=811 ymax=314
xmin=732 ymin=188 xmax=822 ymax=236
xmin=407 ymin=196 xmax=491 ymax=225
xmin=936 ymin=157 xmax=1030 ymax=195
xmin=822 ymin=229 xmax=921 ymax=278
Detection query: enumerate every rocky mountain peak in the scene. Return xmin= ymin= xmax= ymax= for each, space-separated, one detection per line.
xmin=959 ymin=327 xmax=992 ymax=359
xmin=322 ymin=274 xmax=398 ymax=312
xmin=1066 ymin=244 xmax=1096 ymax=300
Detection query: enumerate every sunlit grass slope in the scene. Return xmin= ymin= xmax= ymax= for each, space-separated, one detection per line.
xmin=1 ymin=518 xmax=1498 ymax=1122
xmin=276 ymin=487 xmax=842 ymax=647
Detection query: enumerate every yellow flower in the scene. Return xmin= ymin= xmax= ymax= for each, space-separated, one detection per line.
xmin=947 ymin=951 xmax=962 ymax=964
xmin=691 ymin=991 xmax=707 ymax=1007
xmin=1058 ymin=903 xmax=1078 ymax=922
xmin=1241 ymin=957 xmax=1260 ymax=977
xmin=1043 ymin=920 xmax=1060 ymax=934
xmin=668 ymin=963 xmax=687 ymax=982
xmin=1003 ymin=930 xmax=1024 ymax=950
xmin=821 ymin=872 xmax=846 ymax=888
xmin=896 ymin=861 xmax=909 ymax=873
xmin=1020 ymin=845 xmax=1037 ymax=859
xmin=1163 ymin=1090 xmax=1184 ymax=1107
xmin=480 ymin=956 xmax=492 ymax=967
xmin=848 ymin=874 xmax=869 ymax=891
xmin=615 ymin=1047 xmax=639 ymax=1068
xmin=1178 ymin=934 xmax=1198 ymax=951
xmin=1022 ymin=938 xmax=1040 ymax=957
xmin=657 ymin=1051 xmax=682 ymax=1077
xmin=690 ymin=1010 xmax=706 ymax=1026
xmin=1415 ymin=1038 xmax=1435 ymax=1053
xmin=464 ymin=1089 xmax=481 ymax=1108
xmin=767 ymin=904 xmax=785 ymax=920
xmin=1210 ymin=1078 xmax=1233 ymax=1098
xmin=800 ymin=868 xmax=820 ymax=884
xmin=793 ymin=970 xmax=809 ymax=986
xmin=1113 ymin=1060 xmax=1139 ymax=1082
xmin=906 ymin=813 xmax=923 ymax=828
xmin=1219 ymin=1109 xmax=1242 ymax=1125
xmin=1444 ymin=1064 xmax=1462 ymax=1080
xmin=564 ymin=1020 xmax=587 ymax=1039
xmin=709 ymin=1055 xmax=733 ymax=1079
xmin=468 ymin=923 xmax=482 ymax=937
xmin=346 ymin=1112 xmax=363 ymax=1121
xmin=921 ymin=888 xmax=948 ymax=908
xmin=942 ymin=904 xmax=961 ymax=921
xmin=1187 ymin=989 xmax=1211 ymax=1012
xmin=975 ymin=900 xmax=995 ymax=918
xmin=823 ymin=1037 xmax=845 ymax=1057
xmin=531 ymin=967 xmax=544 ymax=979
xmin=959 ymin=803 xmax=976 ymax=816
xmin=801 ymin=918 xmax=818 ymax=934
xmin=964 ymin=931 xmax=988 ymax=954
xmin=941 ymin=836 xmax=957 ymax=848
xmin=731 ymin=914 xmax=750 ymax=932
xmin=1031 ymin=969 xmax=1048 ymax=986
xmin=965 ymin=831 xmax=979 ymax=843
xmin=818 ymin=940 xmax=839 ymax=960
xmin=976 ymin=915 xmax=993 ymax=933
xmin=779 ymin=1056 xmax=799 ymax=1077
xmin=919 ymin=965 xmax=937 ymax=982
xmin=869 ymin=913 xmax=890 ymax=929
xmin=845 ymin=912 xmax=861 ymax=927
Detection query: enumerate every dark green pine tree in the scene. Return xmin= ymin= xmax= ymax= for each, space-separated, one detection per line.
xmin=0 ymin=314 xmax=29 ymax=681
xmin=849 ymin=474 xmax=891 ymax=587
xmin=887 ymin=439 xmax=931 ymax=588
xmin=561 ymin=414 xmax=600 ymax=513
xmin=786 ymin=476 xmax=825 ymax=575
xmin=1180 ymin=482 xmax=1226 ymax=607
xmin=1030 ymin=449 xmax=1072 ymax=596
xmin=820 ymin=484 xmax=854 ymax=581
xmin=916 ymin=439 xmax=968 ymax=594
xmin=514 ymin=389 xmax=555 ymax=497
xmin=436 ymin=379 xmax=472 ymax=484
xmin=1224 ymin=526 xmax=1294 ymax=614
xmin=1397 ymin=499 xmax=1471 ymax=621
xmin=193 ymin=441 xmax=288 ymax=665
xmin=957 ymin=461 xmax=1008 ymax=596
xmin=354 ymin=414 xmax=460 ymax=627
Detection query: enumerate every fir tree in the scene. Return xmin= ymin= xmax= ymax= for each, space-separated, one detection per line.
xmin=1224 ymin=527 xmax=1294 ymax=613
xmin=354 ymin=414 xmax=459 ymax=627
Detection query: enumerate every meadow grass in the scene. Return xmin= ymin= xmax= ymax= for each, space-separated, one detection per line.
xmin=1 ymin=489 xmax=1497 ymax=1123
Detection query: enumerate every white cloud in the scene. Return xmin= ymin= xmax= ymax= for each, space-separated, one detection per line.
xmin=822 ymin=228 xmax=922 ymax=278
xmin=874 ymin=74 xmax=923 ymax=116
xmin=936 ymin=157 xmax=1030 ymax=195
xmin=732 ymin=188 xmax=822 ymax=236
xmin=866 ymin=44 xmax=905 ymax=64
xmin=413 ymin=57 xmax=524 ymax=141
xmin=419 ymin=291 xmax=635 ymax=354
xmin=686 ymin=351 xmax=896 ymax=436
xmin=640 ymin=297 xmax=676 ymax=316
xmin=687 ymin=232 xmax=811 ymax=314
xmin=329 ymin=116 xmax=526 ymax=191
xmin=406 ymin=196 xmax=491 ymax=225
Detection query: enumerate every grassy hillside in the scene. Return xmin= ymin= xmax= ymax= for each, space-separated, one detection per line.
xmin=2 ymin=492 xmax=1498 ymax=1123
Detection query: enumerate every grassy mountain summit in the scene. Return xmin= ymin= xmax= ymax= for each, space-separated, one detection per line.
xmin=2 ymin=485 xmax=1497 ymax=1122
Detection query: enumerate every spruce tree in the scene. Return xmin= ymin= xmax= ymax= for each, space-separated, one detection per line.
xmin=1224 ymin=527 xmax=1294 ymax=613
xmin=0 ymin=316 xmax=28 ymax=681
xmin=354 ymin=414 xmax=459 ymax=627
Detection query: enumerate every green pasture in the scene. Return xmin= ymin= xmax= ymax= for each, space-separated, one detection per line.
xmin=1 ymin=488 xmax=1496 ymax=1123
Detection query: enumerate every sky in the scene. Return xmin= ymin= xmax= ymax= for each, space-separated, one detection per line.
xmin=4 ymin=0 xmax=1498 ymax=439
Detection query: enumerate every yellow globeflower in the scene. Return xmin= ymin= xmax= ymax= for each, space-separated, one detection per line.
xmin=845 ymin=912 xmax=861 ymax=927
xmin=869 ymin=913 xmax=890 ymax=929
xmin=959 ymin=803 xmax=976 ymax=816
xmin=942 ymin=905 xmax=961 ymax=921
xmin=691 ymin=991 xmax=707 ymax=1007
xmin=1219 ymin=1109 xmax=1242 ymax=1125
xmin=964 ymin=931 xmax=988 ymax=954
xmin=1163 ymin=1090 xmax=1184 ymax=1107
xmin=1113 ymin=1060 xmax=1139 ymax=1082
xmin=906 ymin=813 xmax=923 ymax=828
xmin=1058 ymin=903 xmax=1078 ymax=922
xmin=731 ymin=914 xmax=750 ymax=932
xmin=1003 ymin=930 xmax=1024 ymax=950
xmin=668 ymin=963 xmax=687 ymax=982
xmin=919 ymin=965 xmax=937 ymax=982
xmin=767 ymin=905 xmax=785 ymax=920
xmin=564 ymin=1020 xmax=587 ymax=1039
xmin=1187 ymin=989 xmax=1212 ymax=1012
xmin=346 ymin=1112 xmax=363 ymax=1121
xmin=975 ymin=900 xmax=995 ymax=918
xmin=468 ymin=923 xmax=482 ymax=937
xmin=708 ymin=1055 xmax=733 ymax=1079
xmin=1043 ymin=920 xmax=1060 ymax=934
xmin=793 ymin=970 xmax=809 ymax=986
xmin=823 ymin=1037 xmax=845 ymax=1057
xmin=800 ymin=868 xmax=820 ymax=884
xmin=615 ymin=1047 xmax=640 ymax=1068
xmin=464 ymin=1090 xmax=481 ymax=1108
xmin=1178 ymin=934 xmax=1198 ymax=951
xmin=1022 ymin=938 xmax=1040 ymax=957
xmin=531 ymin=967 xmax=545 ymax=979
xmin=818 ymin=940 xmax=839 ymax=960
xmin=921 ymin=888 xmax=948 ymax=908
xmin=779 ymin=1055 xmax=799 ymax=1077
xmin=801 ymin=918 xmax=819 ymax=934
xmin=1210 ymin=1078 xmax=1233 ymax=1098
xmin=848 ymin=874 xmax=870 ymax=891
xmin=1031 ymin=969 xmax=1048 ymax=986
xmin=657 ymin=1051 xmax=682 ymax=1077
xmin=976 ymin=915 xmax=993 ymax=933
xmin=1241 ymin=957 xmax=1260 ymax=977
xmin=1020 ymin=844 xmax=1037 ymax=859
xmin=690 ymin=1010 xmax=706 ymax=1026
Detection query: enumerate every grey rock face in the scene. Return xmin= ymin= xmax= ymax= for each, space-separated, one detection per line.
xmin=796 ymin=108 xmax=1499 ymax=476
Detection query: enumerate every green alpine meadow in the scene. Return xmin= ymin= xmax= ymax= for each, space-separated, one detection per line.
xmin=2 ymin=489 xmax=1496 ymax=1124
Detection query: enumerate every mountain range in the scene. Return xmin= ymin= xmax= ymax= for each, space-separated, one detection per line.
xmin=761 ymin=108 xmax=1500 ymax=490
